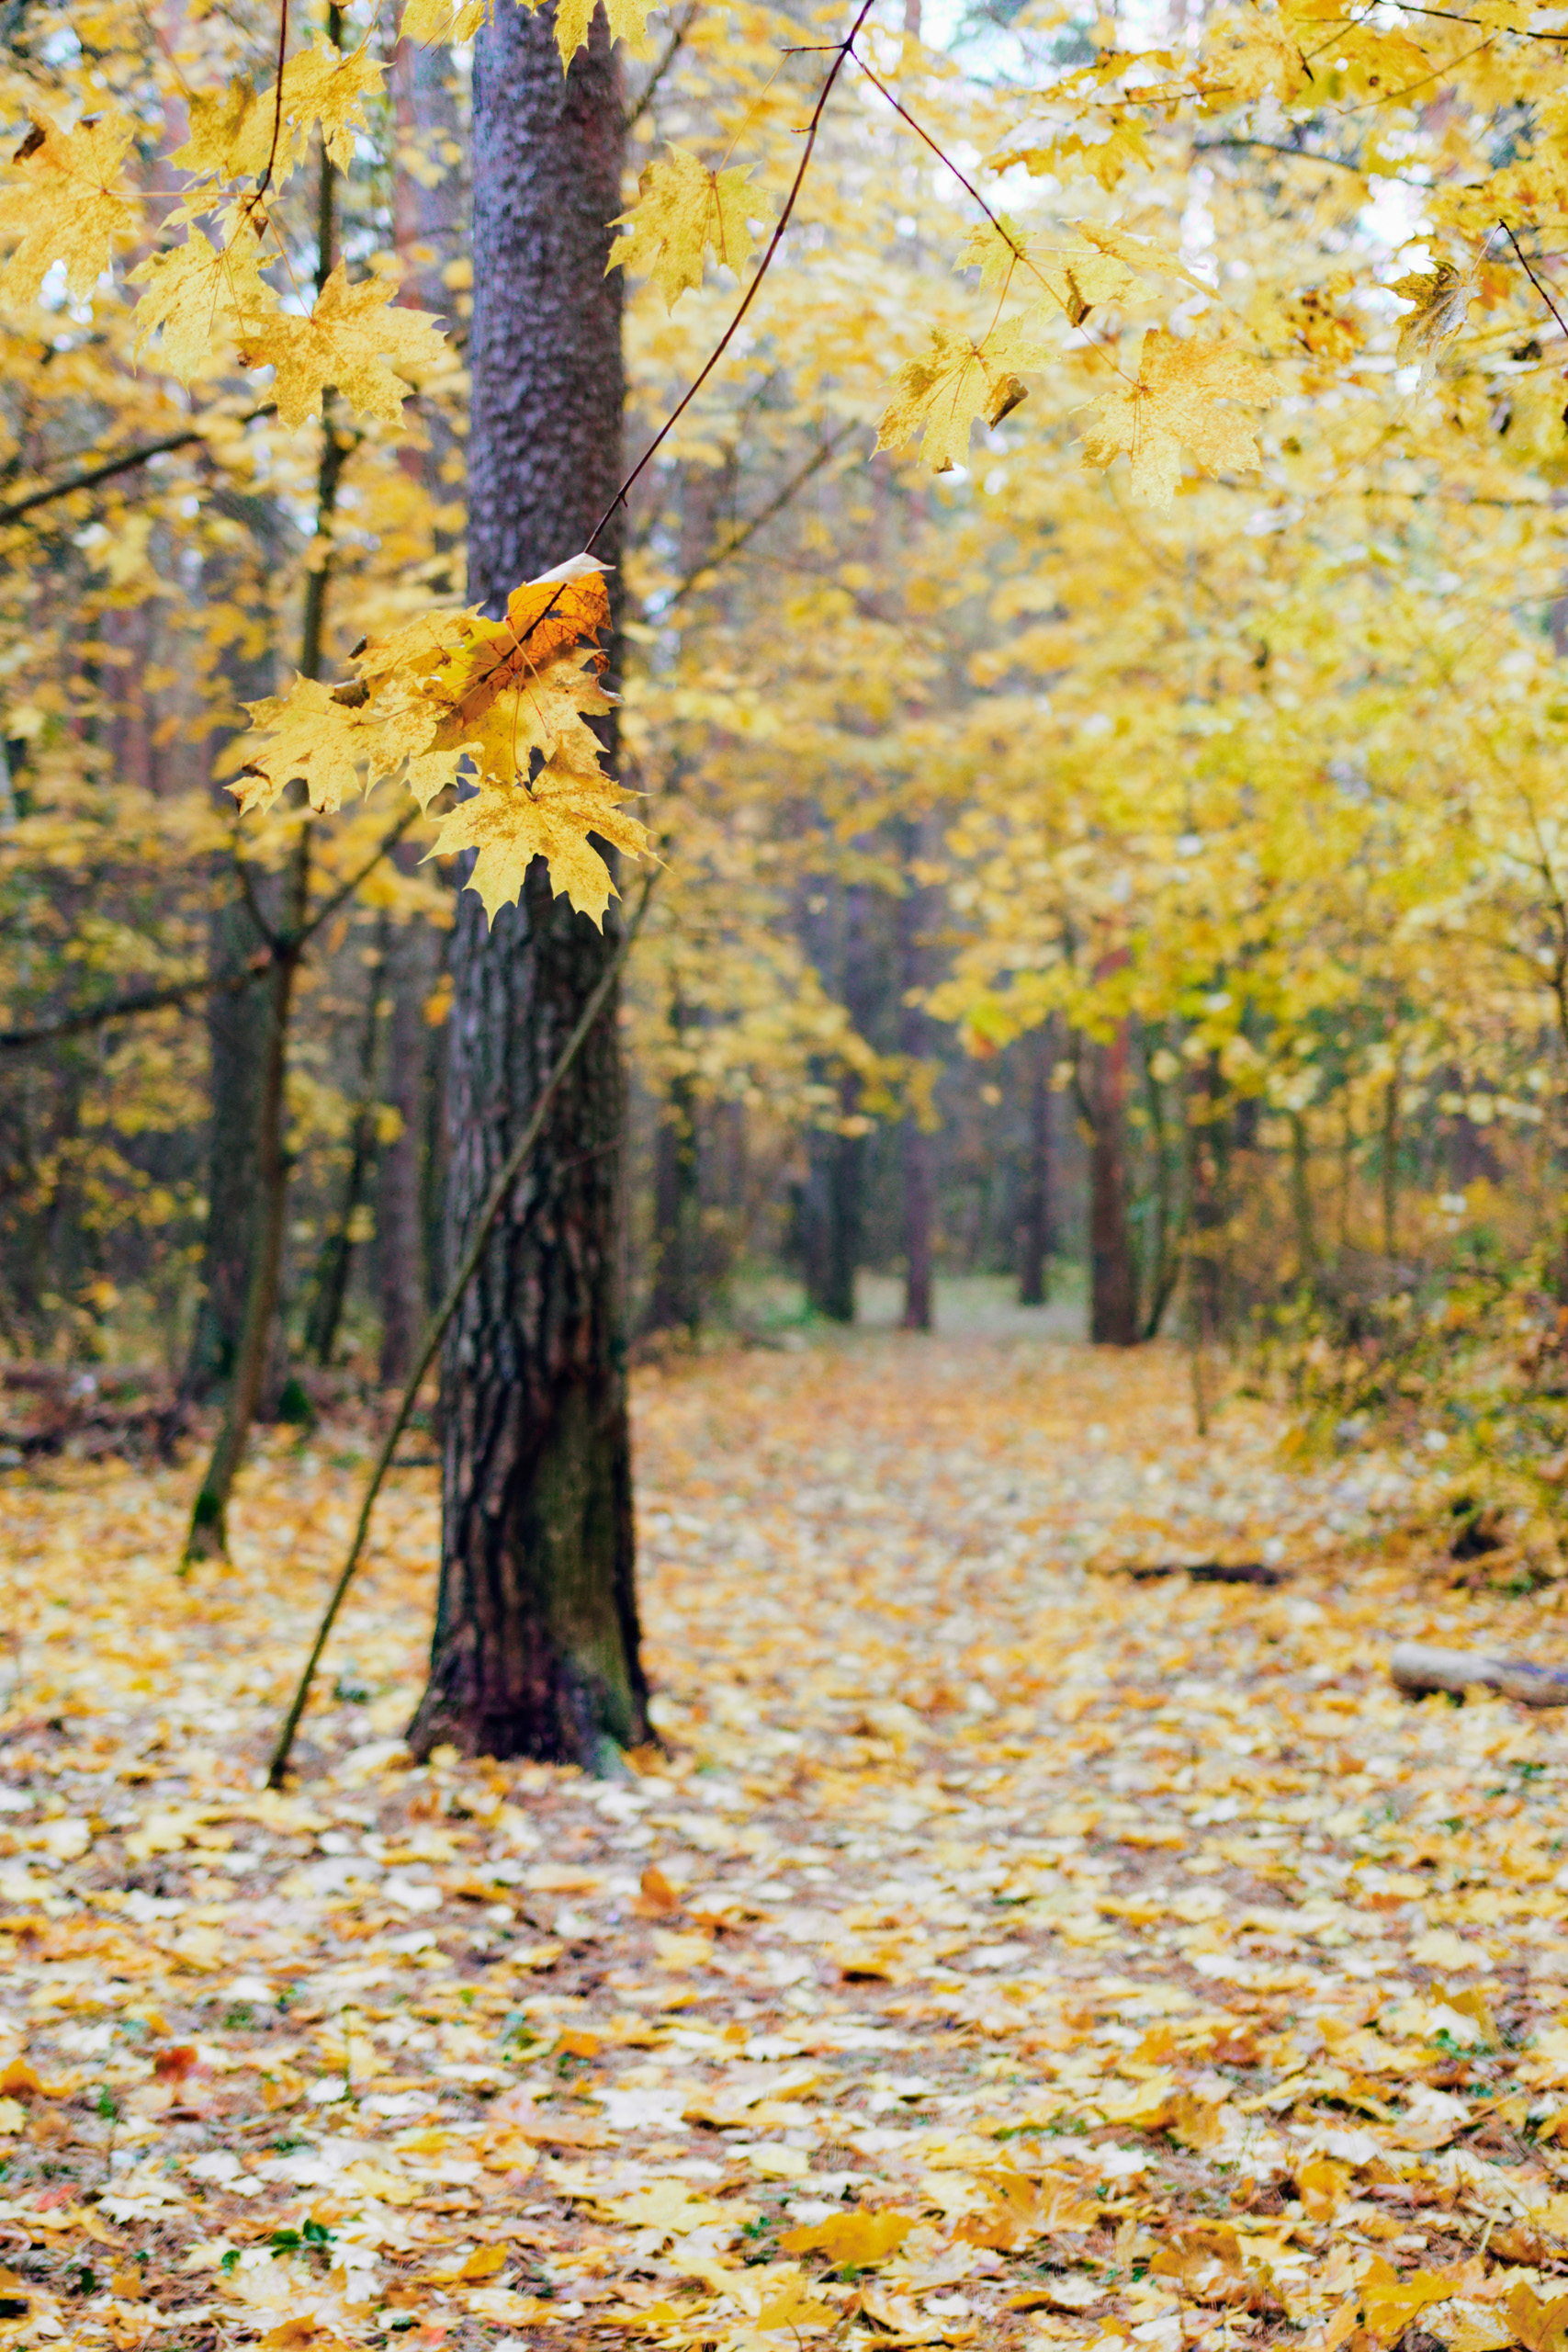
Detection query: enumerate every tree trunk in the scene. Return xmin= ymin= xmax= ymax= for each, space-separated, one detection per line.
xmin=407 ymin=0 xmax=647 ymax=1768
xmin=1018 ymin=1020 xmax=1053 ymax=1307
xmin=305 ymin=914 xmax=389 ymax=1367
xmin=897 ymin=842 xmax=933 ymax=1334
xmin=184 ymin=101 xmax=344 ymax=1563
xmin=802 ymin=1100 xmax=862 ymax=1323
xmin=645 ymin=987 xmax=700 ymax=1338
xmin=184 ymin=891 xmax=267 ymax=1399
xmin=378 ymin=885 xmax=433 ymax=1387
xmin=1089 ymin=1023 xmax=1138 ymax=1346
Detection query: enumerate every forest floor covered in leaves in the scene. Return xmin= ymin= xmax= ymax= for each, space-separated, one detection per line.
xmin=4 ymin=1331 xmax=1568 ymax=2352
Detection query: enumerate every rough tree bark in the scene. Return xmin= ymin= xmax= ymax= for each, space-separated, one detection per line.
xmin=406 ymin=0 xmax=648 ymax=1766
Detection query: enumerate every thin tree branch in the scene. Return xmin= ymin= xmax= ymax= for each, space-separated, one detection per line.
xmin=0 ymin=807 xmax=422 ymax=1054
xmin=585 ymin=0 xmax=881 ymax=556
xmin=265 ymin=866 xmax=659 ymax=1789
xmin=624 ymin=0 xmax=701 ymax=131
xmin=0 ymin=957 xmax=268 ymax=1052
xmin=0 ymin=404 xmax=276 ymax=532
xmin=664 ymin=430 xmax=851 ymax=605
xmin=1502 ymin=219 xmax=1568 ymax=343
xmin=1195 ymin=134 xmax=1404 ymax=180
xmin=295 ymin=802 xmax=423 ymax=948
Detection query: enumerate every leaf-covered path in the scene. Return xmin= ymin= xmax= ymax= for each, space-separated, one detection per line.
xmin=4 ymin=1333 xmax=1568 ymax=2352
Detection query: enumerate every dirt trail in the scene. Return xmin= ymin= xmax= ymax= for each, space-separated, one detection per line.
xmin=0 ymin=1336 xmax=1565 ymax=2352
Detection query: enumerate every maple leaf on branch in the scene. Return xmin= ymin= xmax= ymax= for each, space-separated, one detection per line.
xmin=129 ymin=229 xmax=276 ymax=382
xmin=234 ymin=262 xmax=448 ymax=427
xmin=427 ymin=758 xmax=651 ymax=926
xmin=0 ymin=112 xmax=137 ymax=307
xmin=1391 ymin=263 xmax=1478 ymax=386
xmin=236 ymin=555 xmax=649 ymax=922
xmin=611 ymin=148 xmax=767 ymax=311
xmin=171 ymin=40 xmax=384 ymax=190
xmin=1079 ymin=328 xmax=1270 ymax=508
xmin=877 ymin=318 xmax=1050 ymax=475
xmin=1196 ymin=5 xmax=1307 ymax=103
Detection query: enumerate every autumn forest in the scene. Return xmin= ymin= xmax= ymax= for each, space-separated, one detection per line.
xmin=6 ymin=0 xmax=1568 ymax=2345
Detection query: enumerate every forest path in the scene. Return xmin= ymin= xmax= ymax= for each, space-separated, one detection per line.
xmin=1 ymin=1338 xmax=1566 ymax=2349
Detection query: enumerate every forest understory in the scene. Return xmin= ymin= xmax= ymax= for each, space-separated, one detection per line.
xmin=2 ymin=1334 xmax=1567 ymax=2352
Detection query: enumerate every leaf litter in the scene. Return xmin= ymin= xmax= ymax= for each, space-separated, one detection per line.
xmin=2 ymin=1332 xmax=1568 ymax=2352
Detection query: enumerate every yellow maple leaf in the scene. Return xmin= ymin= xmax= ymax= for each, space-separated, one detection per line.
xmin=446 ymin=646 xmax=616 ymax=793
xmin=173 ymin=39 xmax=383 ymax=187
xmin=231 ymin=678 xmax=436 ymax=816
xmin=1198 ymin=6 xmax=1306 ymax=101
xmin=779 ymin=2209 xmax=914 ymax=2267
xmin=0 ymin=111 xmax=137 ymax=307
xmin=427 ymin=758 xmax=649 ymax=926
xmin=129 ymin=229 xmax=275 ymax=381
xmin=399 ymin=0 xmax=487 ymax=40
xmin=236 ymin=262 xmax=447 ymax=426
xmin=552 ymin=0 xmax=656 ymax=68
xmin=1391 ymin=264 xmax=1476 ymax=386
xmin=611 ymin=147 xmax=765 ymax=311
xmin=994 ymin=118 xmax=1151 ymax=190
xmin=877 ymin=316 xmax=1049 ymax=475
xmin=1079 ymin=329 xmax=1270 ymax=507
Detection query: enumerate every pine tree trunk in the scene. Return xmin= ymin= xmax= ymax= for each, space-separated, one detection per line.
xmin=407 ymin=0 xmax=648 ymax=1767
xmin=1089 ymin=1023 xmax=1139 ymax=1346
xmin=1017 ymin=1021 xmax=1052 ymax=1307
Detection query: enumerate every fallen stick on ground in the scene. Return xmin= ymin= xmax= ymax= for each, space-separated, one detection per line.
xmin=1118 ymin=1561 xmax=1290 ymax=1587
xmin=1390 ymin=1643 xmax=1568 ymax=1706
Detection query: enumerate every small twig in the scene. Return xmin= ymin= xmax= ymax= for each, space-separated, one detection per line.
xmin=585 ymin=0 xmax=881 ymax=556
xmin=265 ymin=869 xmax=659 ymax=1790
xmin=1501 ymin=220 xmax=1568 ymax=343
xmin=247 ymin=0 xmax=291 ymax=220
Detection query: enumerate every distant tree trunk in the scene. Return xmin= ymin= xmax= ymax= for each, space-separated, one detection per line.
xmin=1186 ymin=1051 xmax=1226 ymax=1348
xmin=378 ymin=888 xmax=432 ymax=1388
xmin=1289 ymin=1109 xmax=1317 ymax=1283
xmin=1088 ymin=1022 xmax=1138 ymax=1346
xmin=184 ymin=843 xmax=309 ymax=1560
xmin=803 ymin=1099 xmax=863 ymax=1323
xmin=645 ymin=987 xmax=700 ymax=1339
xmin=407 ymin=0 xmax=648 ymax=1767
xmin=1382 ymin=1071 xmax=1399 ymax=1261
xmin=305 ymin=915 xmax=389 ymax=1367
xmin=1018 ymin=1020 xmax=1053 ymax=1307
xmin=184 ymin=106 xmax=344 ymax=1563
xmin=185 ymin=891 xmax=266 ymax=1399
xmin=897 ymin=842 xmax=933 ymax=1334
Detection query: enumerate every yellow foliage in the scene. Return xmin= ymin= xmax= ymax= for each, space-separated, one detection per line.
xmin=1079 ymin=330 xmax=1270 ymax=507
xmin=613 ymin=147 xmax=766 ymax=310
xmin=0 ymin=112 xmax=137 ymax=305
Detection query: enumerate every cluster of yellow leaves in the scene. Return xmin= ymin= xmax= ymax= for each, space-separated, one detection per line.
xmin=0 ymin=44 xmax=445 ymax=429
xmin=236 ymin=557 xmax=650 ymax=923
